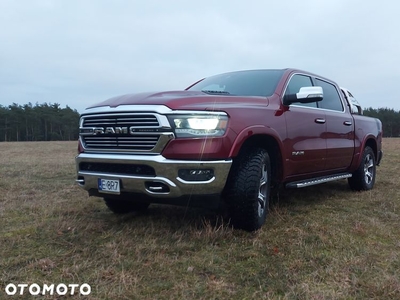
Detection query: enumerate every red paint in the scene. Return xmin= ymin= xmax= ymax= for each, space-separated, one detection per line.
xmin=82 ymin=68 xmax=383 ymax=184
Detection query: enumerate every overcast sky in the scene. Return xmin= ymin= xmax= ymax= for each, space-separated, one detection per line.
xmin=1 ymin=0 xmax=399 ymax=113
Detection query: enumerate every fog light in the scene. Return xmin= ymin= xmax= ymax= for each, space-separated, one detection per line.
xmin=178 ymin=169 xmax=214 ymax=181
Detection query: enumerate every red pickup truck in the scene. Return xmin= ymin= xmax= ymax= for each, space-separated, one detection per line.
xmin=76 ymin=69 xmax=383 ymax=231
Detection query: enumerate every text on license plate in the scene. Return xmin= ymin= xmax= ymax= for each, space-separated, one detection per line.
xmin=98 ymin=179 xmax=120 ymax=194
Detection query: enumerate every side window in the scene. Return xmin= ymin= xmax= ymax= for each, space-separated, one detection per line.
xmin=315 ymin=79 xmax=344 ymax=111
xmin=285 ymin=74 xmax=317 ymax=108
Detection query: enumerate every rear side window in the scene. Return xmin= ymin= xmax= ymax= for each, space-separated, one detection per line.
xmin=315 ymin=79 xmax=343 ymax=111
xmin=285 ymin=74 xmax=317 ymax=108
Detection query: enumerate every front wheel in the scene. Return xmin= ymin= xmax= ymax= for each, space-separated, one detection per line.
xmin=348 ymin=146 xmax=376 ymax=191
xmin=104 ymin=198 xmax=150 ymax=214
xmin=225 ymin=148 xmax=271 ymax=232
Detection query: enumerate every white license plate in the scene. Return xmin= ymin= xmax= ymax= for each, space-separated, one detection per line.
xmin=98 ymin=179 xmax=120 ymax=194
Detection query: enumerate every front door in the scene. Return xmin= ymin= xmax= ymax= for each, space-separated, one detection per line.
xmin=283 ymin=74 xmax=327 ymax=177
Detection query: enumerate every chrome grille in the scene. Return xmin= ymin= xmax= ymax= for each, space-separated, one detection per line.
xmin=83 ymin=135 xmax=160 ymax=151
xmin=82 ymin=114 xmax=159 ymax=127
xmin=80 ymin=113 xmax=173 ymax=153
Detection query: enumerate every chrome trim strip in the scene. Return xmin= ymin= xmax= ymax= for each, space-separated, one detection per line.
xmin=289 ymin=105 xmax=348 ymax=114
xmin=176 ymin=177 xmax=216 ymax=185
xmin=82 ymin=105 xmax=173 ymax=115
xmin=81 ymin=105 xmax=228 ymax=116
xmin=286 ymin=173 xmax=352 ymax=188
xmin=78 ymin=171 xmax=177 ymax=187
xmin=76 ymin=153 xmax=232 ymax=165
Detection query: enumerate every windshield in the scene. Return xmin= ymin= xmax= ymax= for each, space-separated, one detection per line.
xmin=187 ymin=69 xmax=284 ymax=97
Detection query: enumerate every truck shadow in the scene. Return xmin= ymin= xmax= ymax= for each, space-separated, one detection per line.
xmin=95 ymin=180 xmax=354 ymax=232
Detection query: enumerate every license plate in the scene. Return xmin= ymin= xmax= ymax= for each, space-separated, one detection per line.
xmin=98 ymin=179 xmax=120 ymax=194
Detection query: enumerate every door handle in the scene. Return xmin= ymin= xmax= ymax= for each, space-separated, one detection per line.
xmin=343 ymin=121 xmax=352 ymax=126
xmin=315 ymin=118 xmax=326 ymax=124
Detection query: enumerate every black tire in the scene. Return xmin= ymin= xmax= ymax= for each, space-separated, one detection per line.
xmin=104 ymin=198 xmax=150 ymax=214
xmin=225 ymin=148 xmax=271 ymax=231
xmin=348 ymin=146 xmax=376 ymax=191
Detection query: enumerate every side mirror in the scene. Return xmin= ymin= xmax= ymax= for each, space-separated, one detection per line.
xmin=348 ymin=99 xmax=363 ymax=115
xmin=283 ymin=86 xmax=323 ymax=106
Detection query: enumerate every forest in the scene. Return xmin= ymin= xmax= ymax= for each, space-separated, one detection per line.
xmin=0 ymin=103 xmax=80 ymax=142
xmin=363 ymin=107 xmax=400 ymax=137
xmin=0 ymin=103 xmax=399 ymax=142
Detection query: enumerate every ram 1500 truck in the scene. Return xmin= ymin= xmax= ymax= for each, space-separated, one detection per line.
xmin=76 ymin=68 xmax=383 ymax=231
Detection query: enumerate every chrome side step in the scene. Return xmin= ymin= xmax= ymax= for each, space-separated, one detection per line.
xmin=285 ymin=173 xmax=352 ymax=189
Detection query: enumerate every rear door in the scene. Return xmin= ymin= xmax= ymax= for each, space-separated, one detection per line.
xmin=315 ymin=78 xmax=354 ymax=170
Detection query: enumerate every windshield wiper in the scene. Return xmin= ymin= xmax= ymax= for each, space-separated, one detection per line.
xmin=201 ymin=90 xmax=230 ymax=95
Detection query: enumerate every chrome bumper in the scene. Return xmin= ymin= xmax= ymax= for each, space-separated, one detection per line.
xmin=75 ymin=153 xmax=232 ymax=199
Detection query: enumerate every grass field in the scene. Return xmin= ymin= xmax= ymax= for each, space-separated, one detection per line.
xmin=0 ymin=139 xmax=399 ymax=299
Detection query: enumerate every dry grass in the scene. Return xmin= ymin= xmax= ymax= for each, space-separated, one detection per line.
xmin=0 ymin=139 xmax=399 ymax=299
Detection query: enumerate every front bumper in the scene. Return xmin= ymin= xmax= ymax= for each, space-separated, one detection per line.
xmin=75 ymin=153 xmax=232 ymax=199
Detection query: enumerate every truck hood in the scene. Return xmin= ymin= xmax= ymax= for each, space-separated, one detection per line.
xmin=86 ymin=90 xmax=269 ymax=111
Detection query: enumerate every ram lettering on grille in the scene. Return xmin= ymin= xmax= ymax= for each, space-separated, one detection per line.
xmin=80 ymin=114 xmax=169 ymax=153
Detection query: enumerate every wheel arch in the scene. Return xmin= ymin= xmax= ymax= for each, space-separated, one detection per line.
xmin=364 ymin=137 xmax=378 ymax=159
xmin=229 ymin=127 xmax=284 ymax=186
xmin=351 ymin=135 xmax=379 ymax=171
xmin=357 ymin=136 xmax=378 ymax=168
xmin=348 ymin=139 xmax=377 ymax=191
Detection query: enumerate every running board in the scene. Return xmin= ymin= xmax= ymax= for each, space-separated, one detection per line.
xmin=285 ymin=173 xmax=352 ymax=189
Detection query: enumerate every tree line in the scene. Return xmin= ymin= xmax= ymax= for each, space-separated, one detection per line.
xmin=0 ymin=103 xmax=399 ymax=142
xmin=363 ymin=107 xmax=400 ymax=137
xmin=0 ymin=103 xmax=80 ymax=141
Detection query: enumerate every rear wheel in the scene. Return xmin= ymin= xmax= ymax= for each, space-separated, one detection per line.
xmin=104 ymin=198 xmax=150 ymax=214
xmin=225 ymin=148 xmax=271 ymax=231
xmin=348 ymin=146 xmax=376 ymax=191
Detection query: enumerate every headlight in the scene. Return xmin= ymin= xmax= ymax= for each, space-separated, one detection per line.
xmin=167 ymin=114 xmax=228 ymax=138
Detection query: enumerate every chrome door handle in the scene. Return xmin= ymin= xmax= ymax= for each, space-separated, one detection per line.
xmin=343 ymin=121 xmax=352 ymax=126
xmin=315 ymin=118 xmax=326 ymax=124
